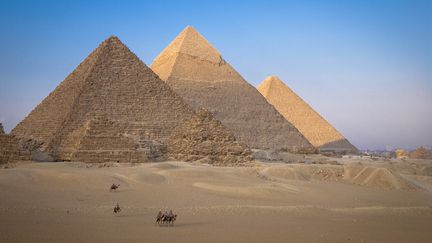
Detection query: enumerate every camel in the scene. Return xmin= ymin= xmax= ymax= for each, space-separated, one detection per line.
xmin=156 ymin=211 xmax=177 ymax=226
xmin=110 ymin=184 xmax=120 ymax=192
xmin=113 ymin=203 xmax=121 ymax=214
xmin=156 ymin=210 xmax=163 ymax=224
xmin=164 ymin=214 xmax=177 ymax=225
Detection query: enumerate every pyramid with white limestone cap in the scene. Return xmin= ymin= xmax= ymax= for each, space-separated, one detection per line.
xmin=152 ymin=26 xmax=314 ymax=152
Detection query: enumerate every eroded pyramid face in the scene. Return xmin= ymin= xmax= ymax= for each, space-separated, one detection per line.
xmin=258 ymin=76 xmax=357 ymax=153
xmin=152 ymin=26 xmax=314 ymax=152
xmin=12 ymin=36 xmax=252 ymax=165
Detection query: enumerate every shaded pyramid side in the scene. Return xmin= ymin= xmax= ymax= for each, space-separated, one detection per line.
xmin=152 ymin=26 xmax=314 ymax=152
xmin=258 ymin=76 xmax=357 ymax=153
xmin=11 ymin=36 xmax=251 ymax=165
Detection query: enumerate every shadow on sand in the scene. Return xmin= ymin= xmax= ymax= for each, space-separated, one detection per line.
xmin=157 ymin=221 xmax=209 ymax=227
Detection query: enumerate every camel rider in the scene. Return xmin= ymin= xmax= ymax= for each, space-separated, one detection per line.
xmin=157 ymin=210 xmax=163 ymax=219
xmin=110 ymin=184 xmax=119 ymax=191
xmin=168 ymin=210 xmax=174 ymax=219
xmin=114 ymin=203 xmax=120 ymax=213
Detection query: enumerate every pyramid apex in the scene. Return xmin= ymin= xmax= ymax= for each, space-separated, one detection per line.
xmin=104 ymin=35 xmax=123 ymax=44
xmin=258 ymin=75 xmax=287 ymax=97
xmin=181 ymin=25 xmax=201 ymax=36
xmin=264 ymin=75 xmax=283 ymax=83
xmin=152 ymin=26 xmax=222 ymax=66
xmin=269 ymin=75 xmax=280 ymax=79
xmin=107 ymin=35 xmax=119 ymax=39
xmin=183 ymin=25 xmax=196 ymax=31
xmin=94 ymin=35 xmax=135 ymax=57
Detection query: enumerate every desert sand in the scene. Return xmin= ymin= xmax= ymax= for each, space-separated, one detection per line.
xmin=1 ymin=156 xmax=431 ymax=243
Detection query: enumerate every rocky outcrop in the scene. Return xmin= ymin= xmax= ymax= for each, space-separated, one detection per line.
xmin=409 ymin=147 xmax=431 ymax=159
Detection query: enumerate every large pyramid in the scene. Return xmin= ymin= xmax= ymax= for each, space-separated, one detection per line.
xmin=151 ymin=26 xmax=314 ymax=152
xmin=12 ymin=36 xmax=252 ymax=164
xmin=258 ymin=76 xmax=357 ymax=153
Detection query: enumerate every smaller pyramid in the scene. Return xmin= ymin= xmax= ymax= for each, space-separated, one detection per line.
xmin=258 ymin=76 xmax=357 ymax=153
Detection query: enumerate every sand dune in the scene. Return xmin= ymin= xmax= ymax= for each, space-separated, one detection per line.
xmin=345 ymin=165 xmax=416 ymax=190
xmin=193 ymin=181 xmax=299 ymax=198
xmin=261 ymin=163 xmax=419 ymax=190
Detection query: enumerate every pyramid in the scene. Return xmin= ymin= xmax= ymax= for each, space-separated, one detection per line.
xmin=151 ymin=26 xmax=314 ymax=152
xmin=258 ymin=76 xmax=358 ymax=153
xmin=12 ymin=36 xmax=251 ymax=164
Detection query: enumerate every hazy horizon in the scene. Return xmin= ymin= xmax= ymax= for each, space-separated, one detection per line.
xmin=0 ymin=0 xmax=431 ymax=151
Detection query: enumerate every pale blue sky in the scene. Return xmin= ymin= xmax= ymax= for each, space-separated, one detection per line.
xmin=0 ymin=0 xmax=431 ymax=150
